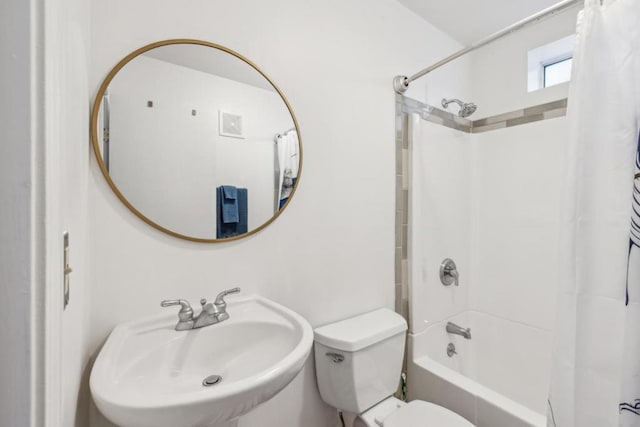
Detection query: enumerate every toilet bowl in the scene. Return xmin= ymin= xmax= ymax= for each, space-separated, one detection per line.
xmin=313 ymin=308 xmax=474 ymax=427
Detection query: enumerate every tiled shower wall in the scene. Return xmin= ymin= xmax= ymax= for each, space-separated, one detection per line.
xmin=394 ymin=95 xmax=567 ymax=322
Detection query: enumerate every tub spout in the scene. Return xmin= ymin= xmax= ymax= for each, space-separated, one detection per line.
xmin=446 ymin=321 xmax=471 ymax=339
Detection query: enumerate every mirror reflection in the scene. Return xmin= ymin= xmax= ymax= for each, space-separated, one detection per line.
xmin=93 ymin=41 xmax=301 ymax=241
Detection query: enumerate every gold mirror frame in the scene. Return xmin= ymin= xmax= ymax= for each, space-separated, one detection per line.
xmin=90 ymin=39 xmax=302 ymax=243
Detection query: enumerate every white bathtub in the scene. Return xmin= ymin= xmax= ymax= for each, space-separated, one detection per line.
xmin=407 ymin=310 xmax=552 ymax=427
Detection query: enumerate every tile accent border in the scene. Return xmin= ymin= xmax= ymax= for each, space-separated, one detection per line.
xmin=394 ymin=95 xmax=410 ymax=321
xmin=400 ymin=96 xmax=473 ymax=133
xmin=471 ymin=98 xmax=567 ymax=133
xmin=393 ymin=95 xmax=568 ymax=322
xmin=397 ymin=95 xmax=567 ymax=135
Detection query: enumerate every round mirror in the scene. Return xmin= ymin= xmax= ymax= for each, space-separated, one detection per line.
xmin=90 ymin=39 xmax=302 ymax=242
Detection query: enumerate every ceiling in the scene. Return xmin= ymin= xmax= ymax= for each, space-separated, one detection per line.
xmin=396 ymin=0 xmax=569 ymax=45
xmin=144 ymin=44 xmax=275 ymax=92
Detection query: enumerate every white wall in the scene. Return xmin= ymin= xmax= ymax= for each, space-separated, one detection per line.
xmin=44 ymin=0 xmax=93 ymax=426
xmin=0 ymin=1 xmax=38 ymax=425
xmin=108 ymin=55 xmax=293 ymax=237
xmin=86 ymin=1 xmax=470 ymax=427
xmin=469 ymin=7 xmax=579 ymax=117
xmin=1 ymin=1 xmax=91 ymax=426
xmin=469 ymin=119 xmax=567 ymax=332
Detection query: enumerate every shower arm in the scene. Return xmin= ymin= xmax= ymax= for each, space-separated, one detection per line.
xmin=442 ymin=98 xmax=463 ymax=109
xmin=393 ymin=0 xmax=584 ymax=94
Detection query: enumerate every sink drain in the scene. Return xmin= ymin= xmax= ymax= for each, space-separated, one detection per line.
xmin=202 ymin=375 xmax=222 ymax=387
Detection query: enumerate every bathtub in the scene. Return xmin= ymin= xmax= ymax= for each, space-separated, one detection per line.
xmin=407 ymin=310 xmax=552 ymax=427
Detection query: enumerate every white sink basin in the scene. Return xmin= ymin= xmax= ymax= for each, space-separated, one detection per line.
xmin=90 ymin=295 xmax=313 ymax=427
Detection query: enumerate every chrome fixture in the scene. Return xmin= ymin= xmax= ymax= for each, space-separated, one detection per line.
xmin=160 ymin=299 xmax=194 ymax=330
xmin=326 ymin=352 xmax=345 ymax=363
xmin=441 ymin=98 xmax=477 ymax=118
xmin=194 ymin=287 xmax=241 ymax=328
xmin=446 ymin=322 xmax=471 ymax=339
xmin=394 ymin=0 xmax=583 ymax=93
xmin=274 ymin=127 xmax=296 ymax=141
xmin=440 ymin=258 xmax=459 ymax=286
xmin=447 ymin=343 xmax=457 ymax=357
xmin=161 ymin=287 xmax=241 ymax=331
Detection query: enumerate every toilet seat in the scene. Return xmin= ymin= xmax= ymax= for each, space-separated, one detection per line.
xmin=381 ymin=400 xmax=474 ymax=427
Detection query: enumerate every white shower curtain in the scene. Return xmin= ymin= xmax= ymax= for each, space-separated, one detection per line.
xmin=547 ymin=0 xmax=640 ymax=426
xmin=276 ymin=131 xmax=299 ymax=205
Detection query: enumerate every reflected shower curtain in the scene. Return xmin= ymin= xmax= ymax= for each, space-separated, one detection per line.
xmin=547 ymin=0 xmax=640 ymax=426
xmin=276 ymin=131 xmax=299 ymax=208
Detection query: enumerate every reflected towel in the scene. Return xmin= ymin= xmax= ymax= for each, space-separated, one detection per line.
xmin=216 ymin=187 xmax=248 ymax=238
xmin=221 ymin=185 xmax=239 ymax=223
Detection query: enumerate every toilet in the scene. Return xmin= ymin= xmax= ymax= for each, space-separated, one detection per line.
xmin=314 ymin=308 xmax=474 ymax=427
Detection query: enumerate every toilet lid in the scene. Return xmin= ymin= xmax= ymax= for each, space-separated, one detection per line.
xmin=382 ymin=401 xmax=474 ymax=427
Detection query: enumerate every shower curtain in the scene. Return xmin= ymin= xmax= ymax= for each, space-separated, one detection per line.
xmin=547 ymin=0 xmax=640 ymax=426
xmin=276 ymin=131 xmax=299 ymax=208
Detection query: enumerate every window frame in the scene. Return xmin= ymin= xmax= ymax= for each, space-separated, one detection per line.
xmin=527 ymin=34 xmax=575 ymax=92
xmin=542 ymin=55 xmax=573 ymax=88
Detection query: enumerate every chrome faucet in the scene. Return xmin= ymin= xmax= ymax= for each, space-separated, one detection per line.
xmin=161 ymin=287 xmax=241 ymax=331
xmin=194 ymin=287 xmax=241 ymax=328
xmin=446 ymin=321 xmax=471 ymax=339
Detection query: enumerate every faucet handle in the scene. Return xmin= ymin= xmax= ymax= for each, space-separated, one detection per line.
xmin=160 ymin=299 xmax=194 ymax=321
xmin=214 ymin=287 xmax=241 ymax=306
xmin=161 ymin=299 xmax=191 ymax=309
xmin=440 ymin=258 xmax=459 ymax=287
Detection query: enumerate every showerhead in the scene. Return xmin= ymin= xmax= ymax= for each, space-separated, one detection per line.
xmin=441 ymin=98 xmax=477 ymax=118
xmin=459 ymin=102 xmax=477 ymax=118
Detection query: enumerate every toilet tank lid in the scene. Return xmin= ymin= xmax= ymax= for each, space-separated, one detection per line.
xmin=314 ymin=308 xmax=407 ymax=352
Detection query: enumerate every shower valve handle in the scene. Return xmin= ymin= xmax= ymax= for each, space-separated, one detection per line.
xmin=440 ymin=258 xmax=459 ymax=287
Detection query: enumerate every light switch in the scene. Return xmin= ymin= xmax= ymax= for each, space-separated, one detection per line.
xmin=63 ymin=232 xmax=72 ymax=309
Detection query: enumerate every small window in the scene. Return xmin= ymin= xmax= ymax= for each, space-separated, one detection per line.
xmin=527 ymin=35 xmax=575 ymax=92
xmin=543 ymin=57 xmax=573 ymax=88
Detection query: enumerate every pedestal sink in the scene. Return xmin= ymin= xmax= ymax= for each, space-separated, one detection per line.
xmin=90 ymin=295 xmax=313 ymax=427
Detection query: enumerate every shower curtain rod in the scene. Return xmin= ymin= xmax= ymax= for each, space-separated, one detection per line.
xmin=274 ymin=127 xmax=296 ymax=143
xmin=393 ymin=0 xmax=584 ymax=94
xmin=276 ymin=127 xmax=296 ymax=137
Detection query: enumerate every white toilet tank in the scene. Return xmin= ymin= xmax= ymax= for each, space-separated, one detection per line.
xmin=313 ymin=308 xmax=407 ymax=414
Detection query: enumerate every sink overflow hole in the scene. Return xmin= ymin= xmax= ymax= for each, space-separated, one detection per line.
xmin=203 ymin=375 xmax=222 ymax=387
